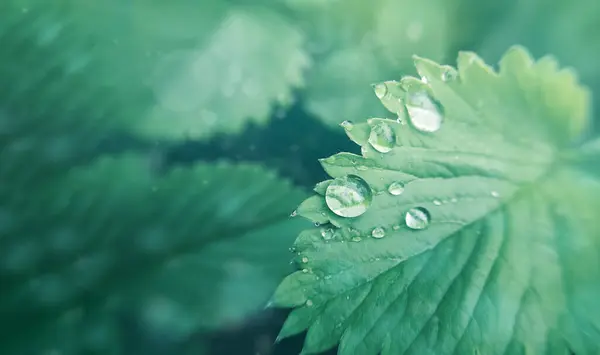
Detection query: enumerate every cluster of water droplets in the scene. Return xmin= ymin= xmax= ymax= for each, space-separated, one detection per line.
xmin=310 ymin=68 xmax=464 ymax=239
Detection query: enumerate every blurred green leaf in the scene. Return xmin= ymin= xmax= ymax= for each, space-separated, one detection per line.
xmin=0 ymin=1 xmax=310 ymax=142
xmin=285 ymin=0 xmax=449 ymax=127
xmin=271 ymin=47 xmax=600 ymax=354
xmin=0 ymin=155 xmax=309 ymax=354
xmin=477 ymin=0 xmax=600 ymax=125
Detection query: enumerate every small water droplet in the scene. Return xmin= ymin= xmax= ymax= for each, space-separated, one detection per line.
xmin=320 ymin=228 xmax=334 ymax=240
xmin=405 ymin=207 xmax=431 ymax=230
xmin=387 ymin=181 xmax=405 ymax=196
xmin=324 ymin=275 xmax=332 ymax=280
xmin=421 ymin=76 xmax=429 ymax=84
xmin=392 ymin=225 xmax=400 ymax=231
xmin=306 ymin=300 xmax=314 ymax=307
xmin=351 ymin=236 xmax=362 ymax=242
xmin=340 ymin=120 xmax=354 ymax=130
xmin=314 ymin=222 xmax=321 ymax=227
xmin=368 ymin=122 xmax=396 ymax=153
xmin=371 ymin=227 xmax=385 ymax=239
xmin=289 ymin=247 xmax=296 ymax=253
xmin=301 ymin=256 xmax=309 ymax=263
xmin=441 ymin=66 xmax=458 ymax=82
xmin=302 ymin=268 xmax=309 ymax=273
xmin=290 ymin=210 xmax=297 ymax=217
xmin=491 ymin=191 xmax=500 ymax=198
xmin=433 ymin=199 xmax=442 ymax=206
xmin=450 ymin=197 xmax=458 ymax=203
xmin=356 ymin=165 xmax=368 ymax=171
xmin=405 ymin=92 xmax=443 ymax=133
xmin=325 ymin=175 xmax=373 ymax=218
xmin=373 ymin=83 xmax=387 ymax=99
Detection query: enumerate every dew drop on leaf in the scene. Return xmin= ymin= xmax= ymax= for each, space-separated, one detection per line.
xmin=405 ymin=207 xmax=431 ymax=230
xmin=368 ymin=121 xmax=396 ymax=153
xmin=301 ymin=256 xmax=309 ymax=263
xmin=340 ymin=120 xmax=354 ymax=130
xmin=387 ymin=181 xmax=405 ymax=196
xmin=306 ymin=300 xmax=313 ymax=307
xmin=371 ymin=227 xmax=385 ymax=239
xmin=290 ymin=210 xmax=297 ymax=217
xmin=325 ymin=175 xmax=373 ymax=218
xmin=433 ymin=199 xmax=442 ymax=206
xmin=320 ymin=228 xmax=334 ymax=240
xmin=356 ymin=165 xmax=368 ymax=171
xmin=405 ymin=92 xmax=443 ymax=132
xmin=373 ymin=83 xmax=387 ymax=99
xmin=392 ymin=225 xmax=400 ymax=231
xmin=441 ymin=66 xmax=458 ymax=82
xmin=491 ymin=191 xmax=500 ymax=198
xmin=351 ymin=236 xmax=362 ymax=242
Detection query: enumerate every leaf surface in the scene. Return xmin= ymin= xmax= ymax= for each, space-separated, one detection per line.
xmin=0 ymin=155 xmax=309 ymax=354
xmin=272 ymin=47 xmax=600 ymax=355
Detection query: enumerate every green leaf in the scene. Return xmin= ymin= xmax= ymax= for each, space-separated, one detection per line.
xmin=287 ymin=0 xmax=449 ymax=127
xmin=476 ymin=0 xmax=600 ymax=124
xmin=271 ymin=47 xmax=600 ymax=355
xmin=0 ymin=155 xmax=310 ymax=354
xmin=0 ymin=1 xmax=310 ymax=142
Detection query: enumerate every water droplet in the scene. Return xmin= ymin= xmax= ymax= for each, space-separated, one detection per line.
xmin=421 ymin=76 xmax=429 ymax=84
xmin=301 ymin=256 xmax=309 ymax=263
xmin=288 ymin=247 xmax=296 ymax=253
xmin=371 ymin=227 xmax=385 ymax=239
xmin=441 ymin=66 xmax=458 ymax=82
xmin=314 ymin=222 xmax=320 ymax=227
xmin=405 ymin=207 xmax=431 ymax=230
xmin=405 ymin=92 xmax=443 ymax=133
xmin=392 ymin=225 xmax=401 ymax=231
xmin=325 ymin=175 xmax=373 ymax=218
xmin=302 ymin=268 xmax=309 ymax=273
xmin=368 ymin=122 xmax=396 ymax=153
xmin=491 ymin=191 xmax=500 ymax=198
xmin=340 ymin=120 xmax=354 ymax=130
xmin=356 ymin=165 xmax=368 ymax=171
xmin=306 ymin=300 xmax=314 ymax=307
xmin=320 ymin=228 xmax=334 ymax=240
xmin=324 ymin=275 xmax=332 ymax=280
xmin=290 ymin=210 xmax=297 ymax=217
xmin=351 ymin=236 xmax=362 ymax=242
xmin=387 ymin=181 xmax=405 ymax=196
xmin=450 ymin=197 xmax=458 ymax=203
xmin=373 ymin=83 xmax=387 ymax=99
xmin=433 ymin=199 xmax=442 ymax=206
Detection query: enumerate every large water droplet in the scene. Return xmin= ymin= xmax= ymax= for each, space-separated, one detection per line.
xmin=373 ymin=83 xmax=387 ymax=99
xmin=371 ymin=227 xmax=385 ymax=239
xmin=325 ymin=175 xmax=373 ymax=218
xmin=405 ymin=92 xmax=443 ymax=132
xmin=368 ymin=122 xmax=396 ymax=153
xmin=405 ymin=207 xmax=430 ymax=230
xmin=387 ymin=181 xmax=405 ymax=196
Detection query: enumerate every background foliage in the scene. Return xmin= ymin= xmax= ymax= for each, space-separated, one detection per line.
xmin=0 ymin=0 xmax=598 ymax=354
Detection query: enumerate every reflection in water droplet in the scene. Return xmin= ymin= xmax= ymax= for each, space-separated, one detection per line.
xmin=368 ymin=122 xmax=396 ymax=153
xmin=371 ymin=227 xmax=385 ymax=239
xmin=340 ymin=120 xmax=354 ymax=130
xmin=387 ymin=181 xmax=405 ymax=196
xmin=405 ymin=207 xmax=431 ymax=230
xmin=373 ymin=83 xmax=387 ymax=99
xmin=325 ymin=175 xmax=373 ymax=218
xmin=441 ymin=66 xmax=458 ymax=82
xmin=405 ymin=92 xmax=443 ymax=132
xmin=433 ymin=199 xmax=442 ymax=206
xmin=491 ymin=191 xmax=500 ymax=198
xmin=320 ymin=228 xmax=334 ymax=240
